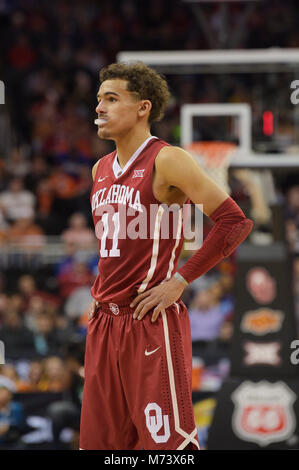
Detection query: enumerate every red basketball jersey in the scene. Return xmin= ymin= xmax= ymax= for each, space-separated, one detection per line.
xmin=90 ymin=136 xmax=189 ymax=303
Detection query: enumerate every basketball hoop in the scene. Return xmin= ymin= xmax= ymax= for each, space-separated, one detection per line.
xmin=185 ymin=141 xmax=237 ymax=194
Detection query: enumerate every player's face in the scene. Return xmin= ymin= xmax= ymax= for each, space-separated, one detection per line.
xmin=95 ymin=79 xmax=142 ymax=140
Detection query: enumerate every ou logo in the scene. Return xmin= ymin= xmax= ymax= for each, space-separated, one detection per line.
xmin=144 ymin=402 xmax=170 ymax=444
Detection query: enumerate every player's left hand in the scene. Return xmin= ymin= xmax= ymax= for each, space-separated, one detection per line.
xmin=130 ymin=276 xmax=186 ymax=322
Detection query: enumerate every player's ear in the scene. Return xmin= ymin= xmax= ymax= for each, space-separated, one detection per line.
xmin=138 ymin=100 xmax=152 ymax=119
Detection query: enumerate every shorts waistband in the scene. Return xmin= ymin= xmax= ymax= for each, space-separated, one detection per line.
xmin=96 ymin=300 xmax=134 ymax=316
xmin=95 ymin=298 xmax=183 ymax=317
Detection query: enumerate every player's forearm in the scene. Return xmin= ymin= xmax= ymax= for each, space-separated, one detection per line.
xmin=177 ymin=197 xmax=253 ymax=285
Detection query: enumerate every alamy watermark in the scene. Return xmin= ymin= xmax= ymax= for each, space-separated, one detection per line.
xmin=0 ymin=80 xmax=4 ymax=104
xmin=290 ymin=80 xmax=299 ymax=105
xmin=0 ymin=340 xmax=4 ymax=364
xmin=290 ymin=340 xmax=299 ymax=365
xmin=92 ymin=202 xmax=203 ymax=253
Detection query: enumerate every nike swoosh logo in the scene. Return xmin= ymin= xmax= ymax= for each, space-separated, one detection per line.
xmin=145 ymin=346 xmax=161 ymax=356
xmin=98 ymin=176 xmax=108 ymax=182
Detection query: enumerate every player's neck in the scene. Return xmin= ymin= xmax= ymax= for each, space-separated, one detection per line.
xmin=115 ymin=128 xmax=152 ymax=169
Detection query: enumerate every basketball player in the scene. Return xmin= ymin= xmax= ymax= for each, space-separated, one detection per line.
xmin=79 ymin=62 xmax=253 ymax=450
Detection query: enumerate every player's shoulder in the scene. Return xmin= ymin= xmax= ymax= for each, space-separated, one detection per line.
xmin=92 ymin=151 xmax=115 ymax=181
xmin=155 ymin=144 xmax=191 ymax=168
xmin=155 ymin=143 xmax=201 ymax=184
xmin=92 ymin=160 xmax=100 ymax=181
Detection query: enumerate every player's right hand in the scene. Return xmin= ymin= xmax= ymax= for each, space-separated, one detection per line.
xmin=88 ymin=299 xmax=99 ymax=320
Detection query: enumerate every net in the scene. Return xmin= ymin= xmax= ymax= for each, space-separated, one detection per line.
xmin=185 ymin=141 xmax=237 ymax=194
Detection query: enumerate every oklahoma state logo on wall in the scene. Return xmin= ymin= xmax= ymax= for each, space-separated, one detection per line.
xmin=232 ymin=381 xmax=296 ymax=446
xmin=246 ymin=267 xmax=276 ymax=304
xmin=241 ymin=308 xmax=284 ymax=335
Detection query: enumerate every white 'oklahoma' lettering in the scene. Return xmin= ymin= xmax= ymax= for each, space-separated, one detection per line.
xmin=92 ymin=185 xmax=143 ymax=213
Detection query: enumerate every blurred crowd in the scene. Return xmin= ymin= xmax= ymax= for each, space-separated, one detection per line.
xmin=0 ymin=0 xmax=298 ymax=449
xmin=0 ymin=0 xmax=298 ymax=156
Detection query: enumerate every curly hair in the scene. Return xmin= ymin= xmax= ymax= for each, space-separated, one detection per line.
xmin=99 ymin=62 xmax=170 ymax=124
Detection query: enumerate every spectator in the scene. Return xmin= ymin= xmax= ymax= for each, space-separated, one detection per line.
xmin=18 ymin=274 xmax=39 ymax=310
xmin=0 ymin=376 xmax=25 ymax=449
xmin=0 ymin=207 xmax=8 ymax=244
xmin=7 ymin=294 xmax=24 ymax=318
xmin=55 ymin=240 xmax=77 ymax=277
xmin=61 ymin=212 xmax=95 ymax=250
xmin=7 ymin=33 xmax=36 ymax=70
xmin=285 ymin=185 xmax=299 ymax=218
xmin=0 ymin=309 xmax=35 ymax=361
xmin=7 ymin=217 xmax=45 ymax=254
xmin=0 ymin=365 xmax=30 ymax=393
xmin=45 ymin=343 xmax=85 ymax=449
xmin=24 ymin=294 xmax=49 ymax=331
xmin=0 ymin=294 xmax=9 ymax=325
xmin=0 ymin=178 xmax=35 ymax=223
xmin=17 ymin=275 xmax=59 ymax=313
xmin=188 ymin=285 xmax=232 ymax=343
xmin=48 ymin=167 xmax=78 ymax=217
xmin=35 ymin=178 xmax=54 ymax=226
xmin=71 ymin=166 xmax=94 ymax=223
xmin=4 ymin=148 xmax=31 ymax=179
xmin=25 ymin=155 xmax=49 ymax=194
xmin=57 ymin=254 xmax=94 ymax=299
xmin=38 ymin=356 xmax=71 ymax=393
xmin=285 ymin=219 xmax=299 ymax=254
xmin=211 ymin=276 xmax=234 ymax=319
xmin=285 ymin=185 xmax=299 ymax=254
xmin=2 ymin=361 xmax=45 ymax=393
xmin=30 ymin=311 xmax=65 ymax=358
xmin=23 ymin=361 xmax=44 ymax=392
xmin=64 ymin=286 xmax=93 ymax=323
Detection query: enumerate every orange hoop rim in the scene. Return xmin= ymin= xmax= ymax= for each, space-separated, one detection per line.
xmin=185 ymin=141 xmax=237 ymax=168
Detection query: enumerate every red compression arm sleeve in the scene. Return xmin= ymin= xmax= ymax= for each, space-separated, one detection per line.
xmin=178 ymin=197 xmax=253 ymax=284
